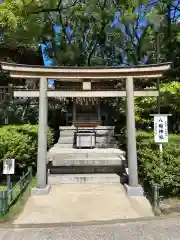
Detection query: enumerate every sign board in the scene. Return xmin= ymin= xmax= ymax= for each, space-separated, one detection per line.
xmin=3 ymin=159 xmax=15 ymax=175
xmin=154 ymin=116 xmax=168 ymax=143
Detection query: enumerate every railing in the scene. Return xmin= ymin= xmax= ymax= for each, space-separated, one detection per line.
xmin=0 ymin=167 xmax=32 ymax=214
xmin=143 ymin=182 xmax=164 ymax=212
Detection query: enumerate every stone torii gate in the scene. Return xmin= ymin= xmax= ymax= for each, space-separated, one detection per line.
xmin=0 ymin=62 xmax=171 ymax=196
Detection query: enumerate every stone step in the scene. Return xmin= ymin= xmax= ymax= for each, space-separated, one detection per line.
xmin=59 ymin=136 xmax=74 ymax=139
xmin=59 ymin=135 xmax=114 ymax=141
xmin=59 ymin=129 xmax=115 ymax=137
xmin=49 ymin=165 xmax=124 ymax=174
xmin=57 ymin=142 xmax=116 ymax=148
xmin=60 ymin=131 xmax=114 ymax=135
xmin=96 ymin=143 xmax=117 ymax=148
xmin=52 ymin=157 xmax=123 ymax=166
xmin=58 ymin=136 xmax=74 ymax=144
xmin=48 ymin=148 xmax=125 ymax=163
xmin=56 ymin=144 xmax=117 ymax=150
xmin=49 ymin=148 xmax=124 ymax=156
xmin=59 ymin=134 xmax=114 ymax=143
xmin=55 ymin=144 xmax=74 ymax=148
xmin=51 ymin=144 xmax=117 ymax=150
xmin=48 ymin=173 xmax=122 ymax=184
xmin=59 ymin=131 xmax=75 ymax=137
xmin=58 ymin=137 xmax=115 ymax=142
xmin=51 ymin=153 xmax=124 ymax=160
xmin=96 ymin=138 xmax=114 ymax=142
xmin=59 ymin=135 xmax=74 ymax=139
xmin=59 ymin=134 xmax=114 ymax=141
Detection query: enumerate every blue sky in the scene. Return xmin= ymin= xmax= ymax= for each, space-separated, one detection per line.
xmin=41 ymin=1 xmax=180 ymax=86
xmin=41 ymin=24 xmax=72 ymax=87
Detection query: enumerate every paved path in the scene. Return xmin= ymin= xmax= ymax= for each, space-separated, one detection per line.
xmin=1 ymin=216 xmax=180 ymax=239
xmin=13 ymin=184 xmax=149 ymax=224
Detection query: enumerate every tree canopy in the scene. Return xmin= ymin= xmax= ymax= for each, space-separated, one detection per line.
xmin=0 ymin=0 xmax=180 ymax=67
xmin=1 ymin=0 xmax=180 ymax=128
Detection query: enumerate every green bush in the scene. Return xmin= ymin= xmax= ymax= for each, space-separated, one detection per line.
xmin=13 ymin=124 xmax=53 ymax=150
xmin=0 ymin=124 xmax=53 ymax=170
xmin=137 ymin=131 xmax=180 ymax=196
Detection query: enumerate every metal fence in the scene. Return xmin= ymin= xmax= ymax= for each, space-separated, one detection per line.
xmin=0 ymin=167 xmax=32 ymax=214
xmin=144 ymin=183 xmax=162 ymax=210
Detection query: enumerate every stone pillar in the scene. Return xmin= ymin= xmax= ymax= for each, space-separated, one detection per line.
xmin=125 ymin=76 xmax=143 ymax=196
xmin=36 ymin=76 xmax=48 ymax=190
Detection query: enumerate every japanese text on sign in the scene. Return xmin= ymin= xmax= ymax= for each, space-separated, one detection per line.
xmin=154 ymin=116 xmax=168 ymax=143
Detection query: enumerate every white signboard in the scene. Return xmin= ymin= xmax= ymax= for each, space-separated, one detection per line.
xmin=3 ymin=159 xmax=15 ymax=175
xmin=154 ymin=116 xmax=168 ymax=143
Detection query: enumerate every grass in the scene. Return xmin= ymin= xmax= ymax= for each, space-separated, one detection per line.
xmin=0 ymin=174 xmax=38 ymax=223
xmin=0 ymin=184 xmax=31 ymax=223
xmin=31 ymin=176 xmax=36 ymax=188
xmin=0 ymin=173 xmax=34 ymax=223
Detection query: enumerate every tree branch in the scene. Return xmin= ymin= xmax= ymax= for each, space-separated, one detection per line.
xmin=30 ymin=0 xmax=79 ymax=15
xmin=172 ymin=3 xmax=180 ymax=12
xmin=57 ymin=0 xmax=62 ymax=9
xmin=30 ymin=8 xmax=60 ymax=14
xmin=60 ymin=0 xmax=79 ymax=11
xmin=87 ymin=41 xmax=98 ymax=66
xmin=87 ymin=18 xmax=108 ymax=66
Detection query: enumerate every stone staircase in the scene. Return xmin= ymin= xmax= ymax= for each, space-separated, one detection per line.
xmin=48 ymin=148 xmax=127 ymax=184
xmin=49 ymin=174 xmax=122 ymax=184
xmin=47 ymin=126 xmax=127 ymax=184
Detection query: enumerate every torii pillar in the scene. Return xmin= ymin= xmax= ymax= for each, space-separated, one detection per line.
xmin=124 ymin=76 xmax=143 ymax=196
xmin=31 ymin=76 xmax=51 ymax=195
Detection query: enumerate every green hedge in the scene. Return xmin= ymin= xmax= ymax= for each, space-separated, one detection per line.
xmin=137 ymin=131 xmax=180 ymax=196
xmin=0 ymin=124 xmax=53 ymax=170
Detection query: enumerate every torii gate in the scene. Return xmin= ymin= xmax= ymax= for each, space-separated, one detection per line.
xmin=0 ymin=62 xmax=171 ymax=196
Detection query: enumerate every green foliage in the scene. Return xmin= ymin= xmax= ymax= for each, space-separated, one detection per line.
xmin=0 ymin=0 xmax=179 ymax=68
xmin=134 ymin=82 xmax=180 ymax=131
xmin=1 ymin=0 xmax=180 ymax=135
xmin=0 ymin=0 xmax=58 ymax=50
xmin=161 ymin=82 xmax=180 ymax=112
xmin=0 ymin=124 xmax=53 ymax=169
xmin=137 ymin=131 xmax=180 ymax=196
xmin=134 ymin=96 xmax=156 ymax=124
xmin=0 ymin=0 xmax=166 ymax=65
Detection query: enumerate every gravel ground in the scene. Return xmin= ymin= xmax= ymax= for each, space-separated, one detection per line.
xmin=0 ymin=216 xmax=180 ymax=239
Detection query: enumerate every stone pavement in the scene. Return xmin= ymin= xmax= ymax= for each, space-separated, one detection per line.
xmin=1 ymin=216 xmax=180 ymax=239
xmin=13 ymin=184 xmax=153 ymax=224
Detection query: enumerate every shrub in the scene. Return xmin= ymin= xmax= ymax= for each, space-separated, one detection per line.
xmin=137 ymin=131 xmax=180 ymax=196
xmin=0 ymin=124 xmax=53 ymax=170
xmin=13 ymin=124 xmax=53 ymax=150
